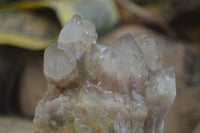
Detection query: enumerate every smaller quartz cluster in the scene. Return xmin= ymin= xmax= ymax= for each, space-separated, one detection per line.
xmin=33 ymin=15 xmax=176 ymax=133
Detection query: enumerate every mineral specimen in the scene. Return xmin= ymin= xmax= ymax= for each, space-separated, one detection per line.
xmin=33 ymin=15 xmax=176 ymax=133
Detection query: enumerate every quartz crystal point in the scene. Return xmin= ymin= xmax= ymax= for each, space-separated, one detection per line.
xmin=136 ymin=35 xmax=162 ymax=72
xmin=58 ymin=15 xmax=97 ymax=52
xmin=144 ymin=67 xmax=176 ymax=133
xmin=33 ymin=15 xmax=176 ymax=133
xmin=43 ymin=44 xmax=78 ymax=90
xmin=85 ymin=33 xmax=149 ymax=94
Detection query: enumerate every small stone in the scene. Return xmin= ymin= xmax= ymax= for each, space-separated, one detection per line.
xmin=33 ymin=15 xmax=176 ymax=133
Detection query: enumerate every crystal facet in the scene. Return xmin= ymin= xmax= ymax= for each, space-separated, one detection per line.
xmin=34 ymin=15 xmax=176 ymax=133
xmin=136 ymin=35 xmax=163 ymax=72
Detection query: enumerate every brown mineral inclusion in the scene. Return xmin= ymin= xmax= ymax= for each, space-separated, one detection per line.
xmin=33 ymin=15 xmax=176 ymax=133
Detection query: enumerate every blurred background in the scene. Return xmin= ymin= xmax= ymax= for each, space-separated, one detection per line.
xmin=0 ymin=0 xmax=199 ymax=133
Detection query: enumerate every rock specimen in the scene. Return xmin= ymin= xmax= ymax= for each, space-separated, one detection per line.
xmin=33 ymin=15 xmax=176 ymax=133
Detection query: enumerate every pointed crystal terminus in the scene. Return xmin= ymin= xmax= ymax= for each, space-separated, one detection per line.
xmin=58 ymin=15 xmax=97 ymax=52
xmin=33 ymin=15 xmax=176 ymax=133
